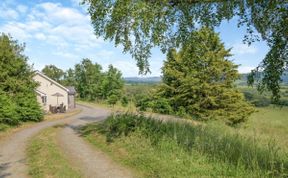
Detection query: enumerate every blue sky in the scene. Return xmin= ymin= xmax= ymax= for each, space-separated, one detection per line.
xmin=0 ymin=0 xmax=269 ymax=77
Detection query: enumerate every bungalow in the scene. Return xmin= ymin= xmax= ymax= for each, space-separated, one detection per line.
xmin=33 ymin=71 xmax=76 ymax=112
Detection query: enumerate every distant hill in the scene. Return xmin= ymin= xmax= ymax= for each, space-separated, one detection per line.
xmin=124 ymin=77 xmax=162 ymax=84
xmin=124 ymin=72 xmax=288 ymax=85
xmin=238 ymin=72 xmax=288 ymax=85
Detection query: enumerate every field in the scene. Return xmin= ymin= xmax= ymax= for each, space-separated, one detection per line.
xmin=238 ymin=106 xmax=288 ymax=150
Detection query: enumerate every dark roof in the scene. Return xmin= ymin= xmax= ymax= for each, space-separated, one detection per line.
xmin=66 ymin=86 xmax=76 ymax=95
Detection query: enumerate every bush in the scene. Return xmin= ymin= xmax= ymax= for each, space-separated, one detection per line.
xmin=175 ymin=106 xmax=187 ymax=117
xmin=0 ymin=91 xmax=19 ymax=125
xmin=107 ymin=94 xmax=119 ymax=105
xmin=92 ymin=113 xmax=288 ymax=177
xmin=150 ymin=98 xmax=173 ymax=114
xmin=134 ymin=94 xmax=152 ymax=111
xmin=121 ymin=96 xmax=129 ymax=107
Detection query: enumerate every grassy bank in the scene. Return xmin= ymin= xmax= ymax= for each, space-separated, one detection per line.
xmin=81 ymin=113 xmax=288 ymax=178
xmin=27 ymin=126 xmax=82 ymax=178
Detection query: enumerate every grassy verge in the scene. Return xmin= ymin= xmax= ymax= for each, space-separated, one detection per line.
xmin=0 ymin=109 xmax=81 ymax=141
xmin=80 ymin=100 xmax=288 ymax=150
xmin=27 ymin=126 xmax=82 ymax=178
xmin=81 ymin=113 xmax=288 ymax=177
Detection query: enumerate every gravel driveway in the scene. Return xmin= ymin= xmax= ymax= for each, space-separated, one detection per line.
xmin=0 ymin=104 xmax=133 ymax=178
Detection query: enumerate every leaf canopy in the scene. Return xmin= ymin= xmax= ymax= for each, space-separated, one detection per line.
xmin=84 ymin=0 xmax=288 ymax=100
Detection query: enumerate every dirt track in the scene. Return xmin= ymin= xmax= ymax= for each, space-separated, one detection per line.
xmin=0 ymin=105 xmax=133 ymax=178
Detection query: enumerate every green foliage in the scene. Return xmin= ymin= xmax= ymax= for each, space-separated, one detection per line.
xmin=84 ymin=0 xmax=288 ymax=100
xmin=158 ymin=28 xmax=253 ymax=125
xmin=121 ymin=96 xmax=129 ymax=107
xmin=101 ymin=64 xmax=124 ymax=101
xmin=41 ymin=65 xmax=65 ymax=83
xmin=62 ymin=68 xmax=76 ymax=86
xmin=149 ymin=98 xmax=173 ymax=114
xmin=107 ymin=94 xmax=118 ymax=106
xmin=243 ymin=91 xmax=271 ymax=107
xmin=134 ymin=93 xmax=152 ymax=111
xmin=74 ymin=58 xmax=104 ymax=100
xmin=0 ymin=90 xmax=18 ymax=125
xmin=0 ymin=34 xmax=43 ymax=126
xmin=64 ymin=59 xmax=124 ymax=103
xmin=158 ymin=28 xmax=254 ymax=125
xmin=86 ymin=113 xmax=288 ymax=177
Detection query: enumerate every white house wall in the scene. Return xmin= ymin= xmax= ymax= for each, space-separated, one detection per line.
xmin=33 ymin=74 xmax=68 ymax=111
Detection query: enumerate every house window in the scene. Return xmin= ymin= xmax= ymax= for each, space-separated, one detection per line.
xmin=41 ymin=96 xmax=47 ymax=105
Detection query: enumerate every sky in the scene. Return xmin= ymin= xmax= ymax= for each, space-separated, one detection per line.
xmin=0 ymin=0 xmax=270 ymax=77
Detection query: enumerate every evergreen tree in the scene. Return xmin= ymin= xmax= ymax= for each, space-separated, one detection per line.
xmin=159 ymin=28 xmax=254 ymax=125
xmin=0 ymin=34 xmax=43 ymax=126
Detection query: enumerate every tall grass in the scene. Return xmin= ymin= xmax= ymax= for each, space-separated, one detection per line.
xmin=87 ymin=113 xmax=288 ymax=177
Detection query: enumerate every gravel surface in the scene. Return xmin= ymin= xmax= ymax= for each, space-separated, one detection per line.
xmin=0 ymin=105 xmax=133 ymax=178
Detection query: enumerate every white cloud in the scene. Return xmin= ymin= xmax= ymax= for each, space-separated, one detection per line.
xmin=71 ymin=0 xmax=81 ymax=6
xmin=0 ymin=2 xmax=104 ymax=53
xmin=35 ymin=33 xmax=46 ymax=40
xmin=231 ymin=43 xmax=257 ymax=55
xmin=108 ymin=60 xmax=139 ymax=77
xmin=238 ymin=66 xmax=255 ymax=74
xmin=0 ymin=8 xmax=19 ymax=19
xmin=0 ymin=1 xmax=161 ymax=77
xmin=17 ymin=5 xmax=28 ymax=13
xmin=0 ymin=22 xmax=31 ymax=40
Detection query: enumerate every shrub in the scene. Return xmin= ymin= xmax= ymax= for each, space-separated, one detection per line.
xmin=175 ymin=106 xmax=186 ymax=117
xmin=134 ymin=94 xmax=152 ymax=111
xmin=121 ymin=96 xmax=129 ymax=107
xmin=0 ymin=91 xmax=19 ymax=125
xmin=150 ymin=98 xmax=173 ymax=114
xmin=107 ymin=94 xmax=119 ymax=106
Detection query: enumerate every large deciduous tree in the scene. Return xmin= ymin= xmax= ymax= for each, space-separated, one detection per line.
xmin=0 ymin=34 xmax=43 ymax=127
xmin=42 ymin=65 xmax=65 ymax=83
xmin=101 ymin=64 xmax=124 ymax=103
xmin=84 ymin=0 xmax=287 ymax=101
xmin=158 ymin=28 xmax=254 ymax=125
xmin=62 ymin=68 xmax=76 ymax=86
xmin=74 ymin=58 xmax=103 ymax=100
